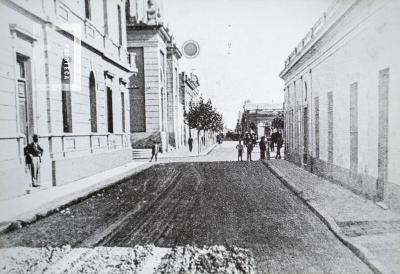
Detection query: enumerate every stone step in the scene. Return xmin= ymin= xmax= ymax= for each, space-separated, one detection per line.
xmin=132 ymin=149 xmax=152 ymax=159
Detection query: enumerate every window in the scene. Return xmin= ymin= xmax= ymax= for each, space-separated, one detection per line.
xmin=17 ymin=59 xmax=25 ymax=78
xmin=107 ymin=87 xmax=113 ymax=133
xmin=350 ymin=82 xmax=358 ymax=175
xmin=85 ymin=0 xmax=91 ymax=20
xmin=304 ymin=81 xmax=308 ymax=101
xmin=303 ymin=107 xmax=309 ymax=163
xmin=314 ymin=96 xmax=320 ymax=159
xmin=121 ymin=92 xmax=125 ymax=132
xmin=89 ymin=71 xmax=97 ymax=132
xmin=61 ymin=57 xmax=72 ymax=133
xmin=327 ymin=91 xmax=333 ymax=163
xmin=17 ymin=54 xmax=33 ymax=144
xmin=118 ymin=5 xmax=122 ymax=46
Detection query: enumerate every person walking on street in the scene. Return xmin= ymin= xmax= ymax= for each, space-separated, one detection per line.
xmin=150 ymin=141 xmax=159 ymax=162
xmin=188 ymin=136 xmax=193 ymax=152
xmin=24 ymin=134 xmax=43 ymax=187
xmin=244 ymin=133 xmax=249 ymax=147
xmin=236 ymin=140 xmax=244 ymax=161
xmin=266 ymin=137 xmax=271 ymax=160
xmin=259 ymin=136 xmax=267 ymax=160
xmin=276 ymin=132 xmax=283 ymax=159
xmin=246 ymin=141 xmax=253 ymax=161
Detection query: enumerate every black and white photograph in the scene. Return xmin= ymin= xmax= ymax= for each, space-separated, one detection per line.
xmin=0 ymin=0 xmax=399 ymax=273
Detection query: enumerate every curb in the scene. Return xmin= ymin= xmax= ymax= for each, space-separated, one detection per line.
xmin=262 ymin=161 xmax=388 ymax=274
xmin=0 ymin=163 xmax=153 ymax=235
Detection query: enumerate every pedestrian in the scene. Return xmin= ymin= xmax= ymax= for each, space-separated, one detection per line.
xmin=259 ymin=136 xmax=267 ymax=160
xmin=270 ymin=137 xmax=275 ymax=152
xmin=246 ymin=141 xmax=253 ymax=161
xmin=244 ymin=133 xmax=249 ymax=147
xmin=276 ymin=132 xmax=283 ymax=159
xmin=188 ymin=136 xmax=193 ymax=152
xmin=24 ymin=134 xmax=43 ymax=187
xmin=150 ymin=140 xmax=159 ymax=162
xmin=236 ymin=140 xmax=244 ymax=161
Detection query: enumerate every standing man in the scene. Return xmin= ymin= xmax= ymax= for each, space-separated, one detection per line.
xmin=236 ymin=140 xmax=244 ymax=161
xmin=24 ymin=134 xmax=43 ymax=187
xmin=259 ymin=136 xmax=267 ymax=160
xmin=246 ymin=140 xmax=253 ymax=161
xmin=276 ymin=132 xmax=283 ymax=159
xmin=188 ymin=136 xmax=193 ymax=152
xmin=150 ymin=140 xmax=159 ymax=162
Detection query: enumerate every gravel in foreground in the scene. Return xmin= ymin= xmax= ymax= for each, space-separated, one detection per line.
xmin=0 ymin=244 xmax=256 ymax=274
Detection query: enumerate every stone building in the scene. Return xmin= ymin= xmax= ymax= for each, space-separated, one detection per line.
xmin=280 ymin=0 xmax=400 ymax=209
xmin=179 ymin=72 xmax=200 ymax=146
xmin=239 ymin=102 xmax=283 ymax=138
xmin=126 ymin=0 xmax=173 ymax=152
xmin=0 ymin=0 xmax=136 ymax=200
xmin=166 ymin=43 xmax=182 ymax=148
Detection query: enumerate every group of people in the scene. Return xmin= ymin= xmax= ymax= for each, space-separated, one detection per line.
xmin=235 ymin=131 xmax=283 ymax=161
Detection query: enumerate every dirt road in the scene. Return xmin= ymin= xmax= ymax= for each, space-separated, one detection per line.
xmin=0 ymin=157 xmax=372 ymax=273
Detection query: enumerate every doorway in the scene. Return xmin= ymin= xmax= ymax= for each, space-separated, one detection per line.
xmin=17 ymin=54 xmax=34 ymax=145
xmin=303 ymin=107 xmax=309 ymax=164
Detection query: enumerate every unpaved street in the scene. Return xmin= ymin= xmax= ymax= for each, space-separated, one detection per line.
xmin=0 ymin=144 xmax=372 ymax=273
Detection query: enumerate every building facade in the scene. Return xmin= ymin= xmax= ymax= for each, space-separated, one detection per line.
xmin=166 ymin=43 xmax=182 ymax=148
xmin=0 ymin=0 xmax=136 ymax=200
xmin=126 ymin=0 xmax=174 ymax=152
xmin=280 ymin=0 xmax=400 ymax=209
xmin=179 ymin=72 xmax=200 ymax=146
xmin=239 ymin=102 xmax=283 ymax=138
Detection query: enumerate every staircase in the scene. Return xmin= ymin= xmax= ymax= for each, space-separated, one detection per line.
xmin=132 ymin=148 xmax=152 ymax=159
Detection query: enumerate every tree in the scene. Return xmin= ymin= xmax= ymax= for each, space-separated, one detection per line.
xmin=184 ymin=97 xmax=224 ymax=153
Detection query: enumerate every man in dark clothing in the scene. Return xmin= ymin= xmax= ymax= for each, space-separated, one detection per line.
xmin=259 ymin=136 xmax=267 ymax=160
xmin=271 ymin=130 xmax=279 ymax=152
xmin=188 ymin=137 xmax=193 ymax=152
xmin=150 ymin=141 xmax=159 ymax=162
xmin=24 ymin=134 xmax=43 ymax=187
xmin=246 ymin=141 xmax=253 ymax=161
xmin=244 ymin=134 xmax=249 ymax=147
xmin=276 ymin=132 xmax=283 ymax=159
xmin=236 ymin=140 xmax=244 ymax=161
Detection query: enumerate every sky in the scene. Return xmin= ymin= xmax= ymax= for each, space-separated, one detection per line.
xmin=164 ymin=0 xmax=332 ymax=129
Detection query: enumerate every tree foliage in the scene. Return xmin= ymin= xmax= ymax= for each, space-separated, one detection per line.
xmin=184 ymin=97 xmax=224 ymax=133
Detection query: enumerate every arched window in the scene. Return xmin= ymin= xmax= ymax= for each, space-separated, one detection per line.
xmin=61 ymin=57 xmax=72 ymax=133
xmin=89 ymin=71 xmax=97 ymax=132
xmin=117 ymin=5 xmax=122 ymax=46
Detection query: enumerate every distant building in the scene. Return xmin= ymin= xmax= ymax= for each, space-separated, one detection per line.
xmin=239 ymin=102 xmax=283 ymax=138
xmin=0 ymin=0 xmax=136 ymax=200
xmin=280 ymin=0 xmax=400 ymax=210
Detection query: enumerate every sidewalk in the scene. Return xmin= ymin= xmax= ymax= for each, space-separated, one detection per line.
xmin=160 ymin=142 xmax=216 ymax=159
xmin=265 ymin=160 xmax=400 ymax=274
xmin=0 ymin=161 xmax=152 ymax=230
